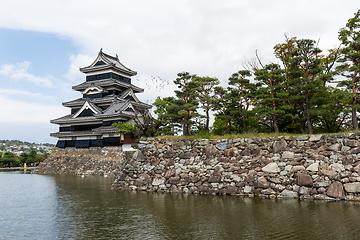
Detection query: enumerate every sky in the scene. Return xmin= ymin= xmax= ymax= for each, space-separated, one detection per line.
xmin=0 ymin=0 xmax=359 ymax=144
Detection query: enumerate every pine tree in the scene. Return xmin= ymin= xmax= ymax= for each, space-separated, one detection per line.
xmin=288 ymin=39 xmax=324 ymax=134
xmin=227 ymin=70 xmax=257 ymax=134
xmin=254 ymin=63 xmax=287 ymax=133
xmin=192 ymin=76 xmax=219 ymax=133
xmin=213 ymin=86 xmax=232 ymax=134
xmin=337 ymin=10 xmax=360 ymax=131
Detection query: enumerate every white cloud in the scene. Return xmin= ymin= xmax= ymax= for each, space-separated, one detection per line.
xmin=64 ymin=54 xmax=94 ymax=81
xmin=0 ymin=0 xmax=357 ymax=84
xmin=0 ymin=88 xmax=55 ymax=100
xmin=0 ymin=95 xmax=68 ymax=124
xmin=0 ymin=61 xmax=53 ymax=87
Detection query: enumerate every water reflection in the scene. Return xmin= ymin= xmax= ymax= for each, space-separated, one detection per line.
xmin=53 ymin=175 xmax=360 ymax=239
xmin=2 ymin=172 xmax=360 ymax=239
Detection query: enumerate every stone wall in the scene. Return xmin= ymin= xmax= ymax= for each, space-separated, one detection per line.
xmin=112 ymin=134 xmax=360 ymax=201
xmin=34 ymin=147 xmax=124 ymax=177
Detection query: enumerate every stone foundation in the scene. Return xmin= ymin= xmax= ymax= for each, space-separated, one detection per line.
xmin=34 ymin=147 xmax=124 ymax=177
xmin=112 ymin=134 xmax=360 ymax=201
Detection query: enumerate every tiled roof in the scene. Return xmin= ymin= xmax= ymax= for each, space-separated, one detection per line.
xmin=63 ymin=95 xmax=117 ymax=107
xmin=50 ymin=126 xmax=119 ymax=138
xmin=50 ymin=114 xmax=101 ymax=124
xmin=72 ymin=78 xmax=144 ymax=93
xmin=80 ymin=49 xmax=137 ymax=76
xmin=50 ymin=130 xmax=102 ymax=138
xmin=62 ymin=94 xmax=152 ymax=109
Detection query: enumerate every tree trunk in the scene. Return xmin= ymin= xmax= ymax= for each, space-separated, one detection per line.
xmin=183 ymin=116 xmax=189 ymax=136
xmin=304 ymin=88 xmax=313 ymax=134
xmin=272 ymin=113 xmax=279 ymax=133
xmin=205 ymin=109 xmax=209 ymax=133
xmin=242 ymin=116 xmax=247 ymax=134
xmin=306 ymin=112 xmax=313 ymax=134
xmin=352 ymin=99 xmax=359 ymax=131
xmin=225 ymin=120 xmax=230 ymax=134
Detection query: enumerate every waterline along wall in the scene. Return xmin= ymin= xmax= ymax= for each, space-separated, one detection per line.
xmin=37 ymin=133 xmax=360 ymax=201
xmin=34 ymin=147 xmax=124 ymax=177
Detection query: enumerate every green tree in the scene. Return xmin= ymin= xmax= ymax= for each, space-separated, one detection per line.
xmin=337 ymin=9 xmax=360 ymax=130
xmin=192 ymin=76 xmax=220 ymax=133
xmin=0 ymin=152 xmax=16 ymax=167
xmin=154 ymin=72 xmax=199 ymax=136
xmin=288 ymin=39 xmax=324 ymax=134
xmin=26 ymin=150 xmax=37 ymax=166
xmin=316 ymin=87 xmax=351 ymax=133
xmin=254 ymin=63 xmax=288 ymax=133
xmin=227 ymin=70 xmax=257 ymax=134
xmin=19 ymin=152 xmax=28 ymax=164
xmin=174 ymin=72 xmax=199 ymax=136
xmin=213 ymin=86 xmax=233 ymax=134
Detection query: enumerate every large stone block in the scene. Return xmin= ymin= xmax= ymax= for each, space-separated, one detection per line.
xmin=163 ymin=150 xmax=176 ymax=159
xmin=321 ymin=169 xmax=337 ymax=178
xmin=169 ymin=176 xmax=180 ymax=185
xmin=208 ymin=175 xmax=221 ymax=183
xmin=215 ymin=142 xmax=228 ymax=150
xmin=164 ymin=169 xmax=175 ymax=178
xmin=296 ymin=135 xmax=309 ymax=141
xmin=309 ymin=135 xmax=322 ymax=142
xmin=282 ymin=151 xmax=295 ymax=159
xmin=255 ymin=177 xmax=270 ymax=188
xmin=344 ymin=183 xmax=360 ymax=193
xmin=297 ymin=172 xmax=313 ymax=187
xmin=205 ymin=144 xmax=218 ymax=158
xmin=327 ymin=181 xmax=344 ymax=198
xmin=351 ymin=147 xmax=360 ymax=154
xmin=134 ymin=179 xmax=144 ymax=187
xmin=179 ymin=152 xmax=192 ymax=159
xmin=330 ymin=163 xmax=345 ymax=173
xmin=152 ymin=177 xmax=165 ymax=186
xmin=279 ymin=190 xmax=298 ymax=198
xmin=273 ymin=139 xmax=287 ymax=153
xmin=353 ymin=164 xmax=360 ymax=173
xmin=343 ymin=140 xmax=360 ymax=148
xmin=328 ymin=143 xmax=341 ymax=151
xmin=133 ymin=150 xmax=145 ymax=162
xmin=224 ymin=148 xmax=238 ymax=157
xmin=262 ymin=162 xmax=280 ymax=173
xmin=306 ymin=162 xmax=319 ymax=172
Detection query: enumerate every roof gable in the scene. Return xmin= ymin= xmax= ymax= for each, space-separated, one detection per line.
xmin=72 ymin=100 xmax=102 ymax=118
xmin=80 ymin=49 xmax=137 ymax=76
xmin=82 ymin=86 xmax=107 ymax=95
xmin=119 ymin=88 xmax=140 ymax=102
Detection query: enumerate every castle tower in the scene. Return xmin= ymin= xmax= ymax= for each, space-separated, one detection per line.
xmin=50 ymin=49 xmax=151 ymax=148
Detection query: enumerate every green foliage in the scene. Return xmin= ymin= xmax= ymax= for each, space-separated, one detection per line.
xmin=337 ymin=9 xmax=360 ymax=130
xmin=153 ymin=72 xmax=200 ymax=136
xmin=254 ymin=63 xmax=287 ymax=133
xmin=192 ymin=76 xmax=220 ymax=133
xmin=111 ymin=122 xmax=136 ymax=135
xmin=226 ymin=70 xmax=257 ymax=134
xmin=211 ymin=117 xmax=228 ymax=135
xmin=19 ymin=152 xmax=27 ymax=164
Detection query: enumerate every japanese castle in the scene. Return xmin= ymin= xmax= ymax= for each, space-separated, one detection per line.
xmin=51 ymin=49 xmax=151 ymax=148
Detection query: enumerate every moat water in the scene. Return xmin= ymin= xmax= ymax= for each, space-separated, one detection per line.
xmin=1 ymin=171 xmax=360 ymax=239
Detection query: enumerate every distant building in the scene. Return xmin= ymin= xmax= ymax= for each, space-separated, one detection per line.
xmin=51 ymin=49 xmax=151 ymax=148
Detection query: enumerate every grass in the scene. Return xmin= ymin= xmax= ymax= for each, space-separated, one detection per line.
xmin=155 ymin=130 xmax=360 ymax=140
